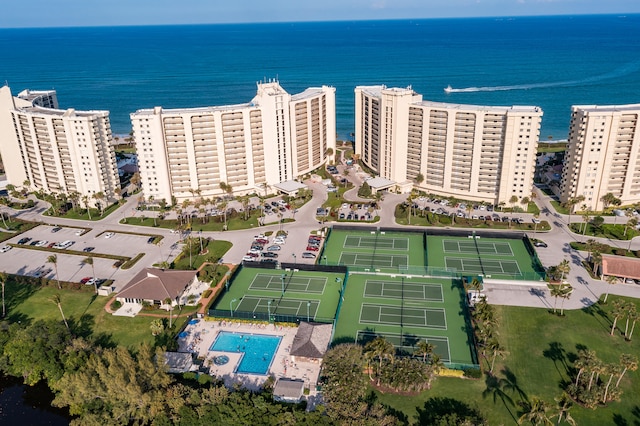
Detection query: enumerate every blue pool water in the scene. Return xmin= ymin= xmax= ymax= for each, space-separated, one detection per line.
xmin=210 ymin=332 xmax=282 ymax=375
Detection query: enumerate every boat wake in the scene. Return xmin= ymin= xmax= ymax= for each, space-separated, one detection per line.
xmin=444 ymin=60 xmax=640 ymax=94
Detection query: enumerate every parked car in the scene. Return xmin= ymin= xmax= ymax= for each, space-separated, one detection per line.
xmin=80 ymin=276 xmax=92 ymax=284
xmin=75 ymin=229 xmax=84 ymax=236
xmin=255 ymin=238 xmax=269 ymax=245
xmin=242 ymin=255 xmax=256 ymax=262
xmin=17 ymin=237 xmax=31 ymax=244
xmin=104 ymin=232 xmax=115 ymax=239
xmin=261 ymin=258 xmax=278 ymax=264
xmin=533 ymin=241 xmax=548 ymax=248
xmin=83 ymin=247 xmax=95 ymax=252
xmin=302 ymin=252 xmax=316 ymax=259
xmin=306 ymin=245 xmax=320 ymax=251
xmin=267 ymin=245 xmax=281 ymax=251
xmin=261 ymin=252 xmax=278 ymax=258
xmin=35 ymin=240 xmax=48 ymax=247
xmin=0 ymin=246 xmax=12 ymax=253
xmin=51 ymin=226 xmax=62 ymax=233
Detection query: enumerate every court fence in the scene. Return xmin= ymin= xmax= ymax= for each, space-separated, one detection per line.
xmin=208 ymin=308 xmax=335 ymax=326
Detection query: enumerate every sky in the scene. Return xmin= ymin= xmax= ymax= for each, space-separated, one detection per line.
xmin=1 ymin=0 xmax=638 ymax=28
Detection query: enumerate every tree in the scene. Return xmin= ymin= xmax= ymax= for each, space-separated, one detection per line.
xmin=623 ymin=302 xmax=637 ymax=338
xmin=558 ymin=283 xmax=573 ymax=316
xmin=615 ymin=353 xmax=638 ymax=388
xmin=520 ymin=196 xmax=530 ymax=212
xmin=164 ymin=297 xmax=174 ymax=329
xmin=603 ymin=275 xmax=618 ymax=303
xmin=625 ymin=216 xmax=638 ymax=238
xmin=415 ymin=340 xmax=434 ymax=363
xmin=591 ymin=215 xmax=605 ymax=234
xmin=488 ymin=338 xmax=508 ymax=373
xmin=321 ymin=344 xmax=368 ymax=423
xmin=358 ymin=181 xmax=372 ymax=198
xmin=47 ymin=254 xmax=60 ymax=289
xmin=364 ymin=336 xmax=395 ymax=385
xmin=81 ymin=195 xmax=92 ymax=220
xmin=626 ymin=308 xmax=639 ymax=341
xmin=150 ymin=319 xmax=164 ymax=336
xmin=415 ymin=173 xmax=424 ymax=185
xmin=552 ymin=392 xmax=576 ymax=426
xmin=600 ymin=192 xmax=619 ymax=210
xmin=581 ymin=208 xmax=592 ymax=235
xmin=93 ymin=191 xmax=106 ymax=216
xmin=557 ymin=259 xmax=570 ymax=282
xmin=50 ymin=294 xmax=69 ymax=331
xmin=130 ymin=171 xmax=141 ymax=190
xmin=82 ymin=256 xmax=97 ymax=294
xmin=549 ymin=284 xmax=564 ymax=314
xmin=517 ymin=396 xmax=552 ymax=425
xmin=0 ymin=271 xmax=6 ymax=317
xmin=610 ymin=299 xmax=626 ymax=335
xmin=563 ymin=195 xmax=584 ymax=226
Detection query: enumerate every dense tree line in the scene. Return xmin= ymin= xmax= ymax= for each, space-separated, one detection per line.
xmin=0 ymin=319 xmax=333 ymax=425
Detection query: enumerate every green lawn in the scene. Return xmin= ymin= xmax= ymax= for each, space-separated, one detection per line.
xmin=5 ymin=279 xmax=186 ymax=348
xmin=375 ymin=300 xmax=640 ymax=425
xmin=569 ymin=223 xmax=639 ymax=241
xmin=122 ymin=210 xmax=276 ymax=232
xmin=172 ymin=239 xmax=232 ymax=270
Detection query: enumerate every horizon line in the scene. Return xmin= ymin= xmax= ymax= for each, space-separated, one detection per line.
xmin=0 ymin=12 xmax=636 ymax=30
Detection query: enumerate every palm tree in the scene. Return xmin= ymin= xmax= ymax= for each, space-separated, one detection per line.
xmin=626 ymin=308 xmax=639 ymax=341
xmin=603 ymin=275 xmax=618 ymax=303
xmin=93 ymin=191 xmax=106 ymax=216
xmin=558 ymin=283 xmax=573 ymax=316
xmin=47 ymin=254 xmax=60 ymax=289
xmin=557 ymin=259 xmax=570 ymax=282
xmin=624 ymin=302 xmax=637 ymax=338
xmin=581 ymin=207 xmax=592 ymax=235
xmin=365 ymin=337 xmax=395 ymax=385
xmin=50 ymin=294 xmax=69 ymax=331
xmin=0 ymin=271 xmax=7 ymax=318
xmin=414 ymin=340 xmax=434 ymax=363
xmin=615 ymin=353 xmax=638 ymax=388
xmin=82 ymin=256 xmax=97 ymax=294
xmin=518 ymin=396 xmax=552 ymax=425
xmin=150 ymin=318 xmax=164 ymax=336
xmin=610 ymin=299 xmax=626 ymax=335
xmin=574 ymin=349 xmax=596 ymax=387
xmin=82 ymin=195 xmax=92 ymax=220
xmin=164 ymin=297 xmax=173 ymax=329
xmin=488 ymin=338 xmax=508 ymax=373
xmin=552 ymin=392 xmax=576 ymax=426
xmin=549 ymin=284 xmax=564 ymax=314
xmin=591 ymin=251 xmax=603 ymax=278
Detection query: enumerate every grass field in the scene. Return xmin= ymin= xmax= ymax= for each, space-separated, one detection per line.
xmin=333 ymin=273 xmax=475 ymax=365
xmin=212 ymin=267 xmax=345 ymax=323
xmin=4 ymin=279 xmax=186 ymax=348
xmin=374 ymin=299 xmax=640 ymax=425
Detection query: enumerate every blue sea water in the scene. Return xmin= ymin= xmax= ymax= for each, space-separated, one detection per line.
xmin=1 ymin=14 xmax=640 ymax=140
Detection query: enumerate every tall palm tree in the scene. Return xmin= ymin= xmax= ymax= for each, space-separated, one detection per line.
xmin=488 ymin=338 xmax=508 ymax=373
xmin=615 ymin=353 xmax=638 ymax=388
xmin=610 ymin=299 xmax=626 ymax=335
xmin=549 ymin=284 xmax=564 ymax=314
xmin=365 ymin=337 xmax=395 ymax=385
xmin=82 ymin=256 xmax=97 ymax=294
xmin=81 ymin=195 xmax=92 ymax=220
xmin=557 ymin=259 xmax=570 ymax=282
xmin=47 ymin=254 xmax=60 ymax=289
xmin=163 ymin=297 xmax=173 ymax=329
xmin=517 ymin=396 xmax=552 ymax=425
xmin=50 ymin=294 xmax=69 ymax=331
xmin=414 ymin=340 xmax=434 ymax=363
xmin=552 ymin=392 xmax=576 ymax=426
xmin=0 ymin=271 xmax=7 ymax=318
xmin=603 ymin=275 xmax=618 ymax=303
xmin=558 ymin=283 xmax=573 ymax=316
xmin=626 ymin=308 xmax=639 ymax=341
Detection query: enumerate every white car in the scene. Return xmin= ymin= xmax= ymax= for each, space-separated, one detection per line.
xmin=104 ymin=232 xmax=115 ymax=239
xmin=75 ymin=229 xmax=84 ymax=236
xmin=273 ymin=238 xmax=286 ymax=245
xmin=35 ymin=240 xmax=48 ymax=247
xmin=242 ymin=255 xmax=256 ymax=262
xmin=248 ymin=248 xmax=262 ymax=255
xmin=0 ymin=246 xmax=12 ymax=253
xmin=341 ymin=203 xmax=350 ymax=209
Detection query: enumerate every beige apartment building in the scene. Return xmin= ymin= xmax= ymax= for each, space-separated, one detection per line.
xmin=355 ymin=85 xmax=543 ymax=204
xmin=560 ymin=104 xmax=640 ymax=211
xmin=130 ymin=80 xmax=335 ymax=203
xmin=0 ymin=86 xmax=120 ymax=207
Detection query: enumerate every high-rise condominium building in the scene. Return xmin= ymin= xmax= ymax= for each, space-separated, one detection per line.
xmin=355 ymin=85 xmax=543 ymax=204
xmin=0 ymin=86 xmax=120 ymax=207
xmin=130 ymin=80 xmax=336 ymax=203
xmin=560 ymin=104 xmax=640 ymax=211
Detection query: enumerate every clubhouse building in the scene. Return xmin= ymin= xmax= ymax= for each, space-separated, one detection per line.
xmin=355 ymin=85 xmax=543 ymax=205
xmin=130 ymin=80 xmax=336 ymax=203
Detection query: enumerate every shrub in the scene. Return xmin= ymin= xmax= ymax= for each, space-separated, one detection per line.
xmin=202 ymin=289 xmax=212 ymax=299
xmin=111 ymin=299 xmax=122 ymax=310
xmin=462 ymin=368 xmax=482 ymax=379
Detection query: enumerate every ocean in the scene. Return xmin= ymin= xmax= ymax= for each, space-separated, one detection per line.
xmin=1 ymin=14 xmax=640 ymax=141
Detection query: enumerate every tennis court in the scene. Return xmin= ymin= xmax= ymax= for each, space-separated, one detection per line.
xmin=211 ymin=267 xmax=345 ymax=323
xmin=360 ymin=304 xmax=447 ymax=329
xmin=249 ymin=273 xmax=327 ymax=294
xmin=344 ymin=234 xmax=409 ymax=251
xmin=364 ymin=279 xmax=444 ymax=302
xmin=443 ymin=239 xmax=514 ymax=256
xmin=356 ymin=330 xmax=452 ymax=363
xmin=339 ymin=252 xmax=409 ymax=268
xmin=445 ymin=256 xmax=522 ymax=275
xmin=235 ymin=296 xmax=320 ymax=319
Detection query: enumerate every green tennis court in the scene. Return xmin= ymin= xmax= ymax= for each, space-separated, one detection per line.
xmin=364 ymin=279 xmax=444 ymax=302
xmin=356 ymin=330 xmax=452 ymax=363
xmin=249 ymin=273 xmax=328 ymax=294
xmin=236 ymin=296 xmax=320 ymax=318
xmin=443 ymin=239 xmax=514 ymax=256
xmin=445 ymin=256 xmax=522 ymax=275
xmin=339 ymin=252 xmax=408 ymax=268
xmin=360 ymin=304 xmax=447 ymax=329
xmin=344 ymin=234 xmax=409 ymax=251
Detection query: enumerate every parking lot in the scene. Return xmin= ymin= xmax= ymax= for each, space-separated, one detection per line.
xmin=0 ymin=224 xmax=183 ymax=291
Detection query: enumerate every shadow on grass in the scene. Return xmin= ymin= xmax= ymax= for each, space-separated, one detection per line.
xmin=416 ymin=397 xmax=485 ymax=426
xmin=542 ymin=341 xmax=569 ymax=380
xmin=482 ymin=372 xmax=516 ymax=422
xmin=582 ymin=302 xmax=612 ymax=334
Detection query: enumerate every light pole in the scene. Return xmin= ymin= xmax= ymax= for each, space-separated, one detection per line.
xmin=307 ymin=301 xmax=311 ymax=322
xmin=281 ymin=273 xmax=286 ymax=296
xmin=292 ymin=253 xmax=296 ymax=267
xmin=323 ymin=256 xmax=327 ymax=265
xmin=336 ymin=277 xmax=343 ymax=301
xmin=224 ymin=271 xmax=231 ymax=293
xmin=268 ymin=299 xmax=272 ymax=320
xmin=230 ymin=298 xmax=238 ymax=317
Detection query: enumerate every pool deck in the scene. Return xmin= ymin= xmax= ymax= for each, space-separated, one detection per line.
xmin=178 ymin=319 xmax=322 ymax=398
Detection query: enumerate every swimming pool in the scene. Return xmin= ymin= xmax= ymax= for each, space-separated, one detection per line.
xmin=210 ymin=332 xmax=282 ymax=375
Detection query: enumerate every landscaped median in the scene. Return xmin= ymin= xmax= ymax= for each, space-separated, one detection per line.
xmin=7 ymin=243 xmax=145 ymax=270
